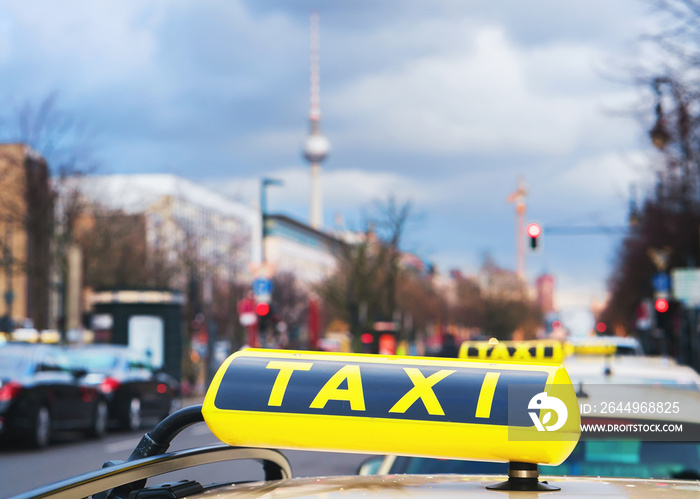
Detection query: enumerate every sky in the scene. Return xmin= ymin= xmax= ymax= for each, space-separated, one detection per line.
xmin=0 ymin=0 xmax=662 ymax=321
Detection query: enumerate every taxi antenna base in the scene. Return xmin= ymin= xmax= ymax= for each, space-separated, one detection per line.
xmin=486 ymin=462 xmax=560 ymax=492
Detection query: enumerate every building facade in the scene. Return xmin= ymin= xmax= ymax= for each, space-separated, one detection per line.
xmin=0 ymin=144 xmax=52 ymax=330
xmin=263 ymin=214 xmax=344 ymax=286
xmin=76 ymin=174 xmax=262 ymax=289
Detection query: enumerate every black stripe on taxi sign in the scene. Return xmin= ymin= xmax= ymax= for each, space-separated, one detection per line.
xmin=213 ymin=356 xmax=547 ymax=426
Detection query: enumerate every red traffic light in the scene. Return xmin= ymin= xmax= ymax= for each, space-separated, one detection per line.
xmin=595 ymin=322 xmax=607 ymax=333
xmin=654 ymin=298 xmax=669 ymax=313
xmin=526 ymin=223 xmax=541 ymax=238
xmin=361 ymin=333 xmax=373 ymax=344
xmin=255 ymin=302 xmax=270 ymax=316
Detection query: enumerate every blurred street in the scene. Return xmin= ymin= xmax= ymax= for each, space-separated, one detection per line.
xmin=0 ymin=398 xmax=373 ymax=498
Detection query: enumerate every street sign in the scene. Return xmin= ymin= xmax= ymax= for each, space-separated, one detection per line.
xmin=240 ymin=313 xmax=257 ymax=326
xmin=252 ymin=278 xmax=273 ymax=301
xmin=237 ymin=297 xmax=257 ymax=326
xmin=635 ymin=299 xmax=652 ymax=330
xmin=672 ymin=268 xmax=700 ymax=306
xmin=652 ymin=272 xmax=671 ymax=293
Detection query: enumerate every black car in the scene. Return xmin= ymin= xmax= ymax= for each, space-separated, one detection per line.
xmin=0 ymin=342 xmax=108 ymax=448
xmin=65 ymin=344 xmax=180 ymax=431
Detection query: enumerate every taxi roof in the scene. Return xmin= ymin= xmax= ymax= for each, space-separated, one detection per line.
xmin=178 ymin=474 xmax=700 ymax=498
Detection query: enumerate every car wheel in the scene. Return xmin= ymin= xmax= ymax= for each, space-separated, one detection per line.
xmin=29 ymin=406 xmax=51 ymax=449
xmin=87 ymin=400 xmax=108 ymax=438
xmin=124 ymin=397 xmax=141 ymax=431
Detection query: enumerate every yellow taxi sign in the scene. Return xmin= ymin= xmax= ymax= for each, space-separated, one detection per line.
xmin=569 ymin=343 xmax=616 ymax=356
xmin=203 ymin=349 xmax=580 ymax=465
xmin=459 ymin=340 xmax=565 ymax=364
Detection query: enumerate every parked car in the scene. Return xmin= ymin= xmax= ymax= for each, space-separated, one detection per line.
xmin=65 ymin=344 xmax=180 ymax=431
xmin=0 ymin=342 xmax=108 ymax=448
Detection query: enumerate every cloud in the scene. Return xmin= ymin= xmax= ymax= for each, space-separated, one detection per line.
xmin=550 ymin=150 xmax=654 ymax=201
xmin=1 ymin=0 xmax=161 ymax=91
xmin=206 ymin=167 xmax=430 ymax=209
xmin=326 ymin=26 xmax=637 ymax=159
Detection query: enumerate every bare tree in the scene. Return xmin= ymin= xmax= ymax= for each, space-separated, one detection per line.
xmin=0 ymin=93 xmax=99 ymax=331
xmin=317 ymin=196 xmax=418 ymax=348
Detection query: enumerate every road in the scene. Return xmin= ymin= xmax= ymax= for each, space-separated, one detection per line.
xmin=0 ymin=402 xmax=374 ymax=498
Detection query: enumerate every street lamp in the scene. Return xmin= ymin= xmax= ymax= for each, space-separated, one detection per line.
xmin=649 ymin=100 xmax=671 ymax=151
xmin=260 ymin=177 xmax=283 ymax=263
xmin=648 ymin=77 xmax=691 ymax=155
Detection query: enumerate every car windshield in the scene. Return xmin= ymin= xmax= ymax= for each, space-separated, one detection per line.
xmin=542 ymin=440 xmax=700 ymax=480
xmin=66 ymin=350 xmax=121 ymax=374
xmin=395 ymin=440 xmax=700 ymax=480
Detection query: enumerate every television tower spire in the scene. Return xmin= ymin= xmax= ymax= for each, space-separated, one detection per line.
xmin=303 ymin=11 xmax=330 ymax=230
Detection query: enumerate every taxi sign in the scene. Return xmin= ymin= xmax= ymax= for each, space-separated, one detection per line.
xmin=569 ymin=343 xmax=617 ymax=356
xmin=203 ymin=350 xmax=580 ymax=465
xmin=459 ymin=340 xmax=565 ymax=364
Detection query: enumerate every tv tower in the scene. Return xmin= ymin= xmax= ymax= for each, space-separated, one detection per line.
xmin=507 ymin=177 xmax=527 ymax=278
xmin=303 ymin=11 xmax=330 ymax=230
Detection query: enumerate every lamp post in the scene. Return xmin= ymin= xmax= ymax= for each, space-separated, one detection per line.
xmin=649 ymin=77 xmax=694 ymax=197
xmin=648 ymin=77 xmax=699 ymax=367
xmin=260 ymin=177 xmax=283 ymax=264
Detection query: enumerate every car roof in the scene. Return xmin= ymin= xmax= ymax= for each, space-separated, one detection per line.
xmin=564 ymin=355 xmax=700 ymax=389
xmin=65 ymin=344 xmax=131 ymax=356
xmin=182 ymin=474 xmax=700 ymax=498
xmin=0 ymin=341 xmax=56 ymax=354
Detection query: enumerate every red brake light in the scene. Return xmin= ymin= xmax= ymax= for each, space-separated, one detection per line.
xmin=0 ymin=381 xmax=23 ymax=401
xmin=99 ymin=377 xmax=121 ymax=394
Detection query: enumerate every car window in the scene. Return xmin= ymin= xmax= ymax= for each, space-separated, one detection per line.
xmin=392 ymin=440 xmax=700 ymax=480
xmin=0 ymin=349 xmax=32 ymax=377
xmin=542 ymin=440 xmax=700 ymax=480
xmin=67 ymin=350 xmax=121 ymax=374
xmin=128 ymin=353 xmax=153 ymax=372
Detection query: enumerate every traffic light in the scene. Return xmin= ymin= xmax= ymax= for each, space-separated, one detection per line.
xmin=256 ymin=302 xmax=272 ymax=334
xmin=256 ymin=302 xmax=270 ymax=317
xmin=654 ymin=298 xmax=669 ymax=314
xmin=526 ymin=223 xmax=541 ymax=250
